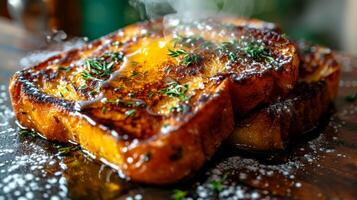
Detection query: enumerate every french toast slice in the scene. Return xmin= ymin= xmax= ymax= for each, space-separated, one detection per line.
xmin=9 ymin=18 xmax=299 ymax=184
xmin=229 ymin=41 xmax=340 ymax=151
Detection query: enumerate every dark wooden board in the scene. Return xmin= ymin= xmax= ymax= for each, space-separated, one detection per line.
xmin=0 ymin=18 xmax=356 ymax=200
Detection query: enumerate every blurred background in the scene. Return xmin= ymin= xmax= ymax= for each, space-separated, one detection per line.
xmin=0 ymin=0 xmax=356 ymax=54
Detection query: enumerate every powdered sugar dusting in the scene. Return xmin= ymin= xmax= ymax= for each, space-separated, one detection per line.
xmin=0 ymin=85 xmax=69 ymax=199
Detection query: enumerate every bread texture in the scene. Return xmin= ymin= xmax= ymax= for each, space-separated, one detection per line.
xmin=9 ymin=18 xmax=299 ymax=184
xmin=229 ymin=41 xmax=340 ymax=151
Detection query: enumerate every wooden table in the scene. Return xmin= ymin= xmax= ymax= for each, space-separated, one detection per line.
xmin=0 ymin=17 xmax=357 ymax=200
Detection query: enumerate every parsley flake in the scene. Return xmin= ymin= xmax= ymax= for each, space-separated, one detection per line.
xmin=125 ymin=109 xmax=137 ymax=117
xmin=168 ymin=49 xmax=201 ymax=66
xmin=55 ymin=144 xmax=80 ymax=156
xmin=19 ymin=129 xmax=39 ymax=138
xmin=172 ymin=189 xmax=187 ymax=200
xmin=210 ymin=179 xmax=223 ymax=192
xmin=160 ymin=82 xmax=189 ymax=101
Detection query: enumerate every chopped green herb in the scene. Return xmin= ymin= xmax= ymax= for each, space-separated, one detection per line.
xmin=101 ymin=106 xmax=107 ymax=113
xmin=228 ymin=52 xmax=238 ymax=62
xmin=114 ymin=85 xmax=125 ymax=92
xmin=172 ymin=189 xmax=187 ymax=200
xmin=89 ymin=90 xmax=97 ymax=96
xmin=262 ymin=54 xmax=275 ymax=63
xmin=81 ymin=70 xmax=96 ymax=80
xmin=81 ymin=51 xmax=123 ymax=81
xmin=85 ymin=58 xmax=114 ymax=78
xmin=78 ymin=84 xmax=87 ymax=90
xmin=168 ymin=49 xmax=188 ymax=57
xmin=164 ymin=66 xmax=172 ymax=74
xmin=55 ymin=144 xmax=80 ymax=156
xmin=160 ymin=82 xmax=189 ymax=101
xmin=147 ymin=91 xmax=154 ymax=98
xmin=240 ymin=38 xmax=275 ymax=63
xmin=210 ymin=179 xmax=223 ymax=192
xmin=19 ymin=129 xmax=38 ymax=138
xmin=242 ymin=40 xmax=265 ymax=59
xmin=125 ymin=109 xmax=137 ymax=117
xmin=182 ymin=53 xmax=201 ymax=66
xmin=106 ymin=98 xmax=145 ymax=108
xmin=58 ymin=66 xmax=71 ymax=73
xmin=219 ymin=38 xmax=275 ymax=64
xmin=125 ymin=100 xmax=135 ymax=107
xmin=345 ymin=93 xmax=357 ymax=102
xmin=217 ymin=40 xmax=238 ymax=53
xmin=168 ymin=48 xmax=201 ymax=66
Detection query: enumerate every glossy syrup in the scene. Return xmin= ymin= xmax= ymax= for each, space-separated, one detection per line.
xmin=1 ymin=39 xmax=357 ymax=199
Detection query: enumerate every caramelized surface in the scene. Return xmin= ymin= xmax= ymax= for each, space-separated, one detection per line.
xmin=9 ymin=18 xmax=298 ymax=184
xmin=230 ymin=42 xmax=340 ymax=151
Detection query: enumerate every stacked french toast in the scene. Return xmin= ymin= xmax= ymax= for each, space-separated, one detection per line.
xmin=9 ymin=18 xmax=340 ymax=184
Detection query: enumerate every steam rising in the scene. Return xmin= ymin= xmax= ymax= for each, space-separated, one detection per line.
xmin=129 ymin=0 xmax=271 ymax=45
xmin=130 ymin=0 xmax=261 ymax=20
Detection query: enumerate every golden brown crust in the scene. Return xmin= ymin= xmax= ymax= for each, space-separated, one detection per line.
xmin=9 ymin=18 xmax=298 ymax=184
xmin=229 ymin=42 xmax=340 ymax=151
xmin=10 ymin=73 xmax=234 ymax=184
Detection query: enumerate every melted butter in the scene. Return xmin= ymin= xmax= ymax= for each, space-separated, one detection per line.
xmin=33 ymin=19 xmax=297 ymax=142
xmin=119 ymin=37 xmax=175 ymax=76
xmin=100 ymin=36 xmax=175 ymax=89
xmin=78 ymin=37 xmax=177 ymax=113
xmin=116 ymin=37 xmax=178 ymax=115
